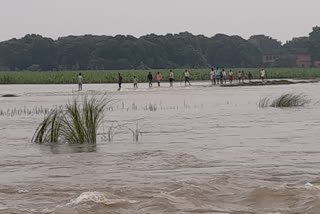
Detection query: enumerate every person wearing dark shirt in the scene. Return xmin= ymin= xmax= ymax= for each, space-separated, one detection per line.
xmin=248 ymin=72 xmax=253 ymax=83
xmin=118 ymin=73 xmax=123 ymax=91
xmin=147 ymin=72 xmax=153 ymax=88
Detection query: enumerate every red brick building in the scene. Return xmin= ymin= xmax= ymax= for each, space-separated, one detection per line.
xmin=314 ymin=61 xmax=320 ymax=68
xmin=296 ymin=55 xmax=312 ymax=68
xmin=263 ymin=54 xmax=312 ymax=67
xmin=263 ymin=55 xmax=280 ymax=63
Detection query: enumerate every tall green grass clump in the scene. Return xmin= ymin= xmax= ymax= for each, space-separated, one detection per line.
xmin=32 ymin=109 xmax=63 ymax=144
xmin=32 ymin=96 xmax=109 ymax=144
xmin=259 ymin=93 xmax=310 ymax=108
xmin=258 ymin=97 xmax=271 ymax=108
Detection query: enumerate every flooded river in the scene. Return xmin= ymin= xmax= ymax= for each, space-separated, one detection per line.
xmin=0 ymin=81 xmax=320 ymax=214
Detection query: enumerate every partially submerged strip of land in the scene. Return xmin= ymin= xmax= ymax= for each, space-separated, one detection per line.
xmin=221 ymin=79 xmax=320 ymax=87
xmin=0 ymin=68 xmax=320 ymax=84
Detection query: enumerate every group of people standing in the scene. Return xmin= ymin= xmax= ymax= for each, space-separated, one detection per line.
xmin=77 ymin=68 xmax=266 ymax=91
xmin=210 ymin=67 xmax=266 ymax=85
xmin=117 ymin=69 xmax=189 ymax=90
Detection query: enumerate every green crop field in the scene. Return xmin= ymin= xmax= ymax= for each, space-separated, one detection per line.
xmin=0 ymin=68 xmax=319 ymax=84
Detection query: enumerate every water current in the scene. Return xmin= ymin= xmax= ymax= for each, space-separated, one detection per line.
xmin=0 ymin=81 xmax=320 ymax=214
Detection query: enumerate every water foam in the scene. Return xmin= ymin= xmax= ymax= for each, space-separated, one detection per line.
xmin=68 ymin=191 xmax=138 ymax=206
xmin=0 ymin=206 xmax=9 ymax=210
xmin=17 ymin=189 xmax=29 ymax=193
xmin=304 ymin=183 xmax=320 ymax=190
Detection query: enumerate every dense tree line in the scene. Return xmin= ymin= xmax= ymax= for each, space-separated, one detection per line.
xmin=0 ymin=26 xmax=320 ymax=71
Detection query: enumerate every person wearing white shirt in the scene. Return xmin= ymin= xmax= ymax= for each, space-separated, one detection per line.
xmin=133 ymin=76 xmax=138 ymax=89
xmin=260 ymin=69 xmax=266 ymax=82
xmin=184 ymin=69 xmax=191 ymax=86
xmin=169 ymin=70 xmax=174 ymax=87
xmin=210 ymin=68 xmax=216 ymax=85
xmin=77 ymin=73 xmax=83 ymax=91
xmin=222 ymin=69 xmax=227 ymax=84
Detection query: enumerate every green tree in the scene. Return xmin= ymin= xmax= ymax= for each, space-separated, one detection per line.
xmin=309 ymin=26 xmax=320 ymax=61
xmin=248 ymin=35 xmax=282 ymax=54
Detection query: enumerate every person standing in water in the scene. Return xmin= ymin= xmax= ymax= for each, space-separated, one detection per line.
xmin=133 ymin=76 xmax=138 ymax=89
xmin=248 ymin=72 xmax=253 ymax=83
xmin=169 ymin=70 xmax=174 ymax=87
xmin=118 ymin=73 xmax=123 ymax=91
xmin=241 ymin=71 xmax=245 ymax=83
xmin=228 ymin=70 xmax=233 ymax=84
xmin=216 ymin=67 xmax=221 ymax=85
xmin=260 ymin=69 xmax=266 ymax=82
xmin=156 ymin=72 xmax=162 ymax=87
xmin=210 ymin=68 xmax=216 ymax=85
xmin=220 ymin=69 xmax=224 ymax=84
xmin=222 ymin=69 xmax=227 ymax=84
xmin=77 ymin=73 xmax=83 ymax=91
xmin=238 ymin=71 xmax=242 ymax=84
xmin=147 ymin=72 xmax=153 ymax=88
xmin=184 ymin=69 xmax=191 ymax=86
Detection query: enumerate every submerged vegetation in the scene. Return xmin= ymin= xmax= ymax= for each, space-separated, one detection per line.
xmin=259 ymin=93 xmax=310 ymax=108
xmin=30 ymin=97 xmax=151 ymax=145
xmin=32 ymin=96 xmax=110 ymax=144
xmin=32 ymin=109 xmax=63 ymax=144
xmin=0 ymin=100 xmax=197 ymax=117
xmin=0 ymin=106 xmax=54 ymax=116
xmin=103 ymin=120 xmax=144 ymax=143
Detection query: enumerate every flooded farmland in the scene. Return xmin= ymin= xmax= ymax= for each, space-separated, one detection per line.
xmin=0 ymin=81 xmax=320 ymax=214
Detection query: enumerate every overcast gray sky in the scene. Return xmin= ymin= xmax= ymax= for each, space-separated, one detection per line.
xmin=0 ymin=0 xmax=319 ymax=43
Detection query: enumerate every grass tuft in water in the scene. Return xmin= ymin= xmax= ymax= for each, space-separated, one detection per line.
xmin=32 ymin=95 xmax=110 ymax=145
xmin=32 ymin=109 xmax=63 ymax=144
xmin=258 ymin=97 xmax=271 ymax=108
xmin=259 ymin=93 xmax=310 ymax=108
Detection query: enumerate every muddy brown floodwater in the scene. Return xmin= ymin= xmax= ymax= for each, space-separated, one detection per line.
xmin=0 ymin=81 xmax=320 ymax=214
